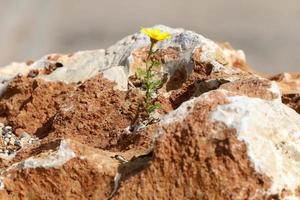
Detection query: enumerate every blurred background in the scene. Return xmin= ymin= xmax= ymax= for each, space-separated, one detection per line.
xmin=0 ymin=0 xmax=299 ymax=73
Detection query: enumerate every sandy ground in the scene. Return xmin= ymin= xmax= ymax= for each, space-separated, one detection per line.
xmin=0 ymin=0 xmax=299 ymax=73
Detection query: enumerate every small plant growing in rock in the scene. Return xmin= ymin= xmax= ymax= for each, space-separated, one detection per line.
xmin=138 ymin=27 xmax=170 ymax=115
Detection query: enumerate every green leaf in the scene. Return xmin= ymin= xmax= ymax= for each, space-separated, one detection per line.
xmin=146 ymin=61 xmax=153 ymax=67
xmin=146 ymin=89 xmax=153 ymax=98
xmin=136 ymin=68 xmax=146 ymax=79
xmin=153 ymin=79 xmax=161 ymax=87
xmin=147 ymin=102 xmax=161 ymax=113
xmin=148 ymin=79 xmax=161 ymax=90
xmin=146 ymin=60 xmax=160 ymax=68
xmin=152 ymin=60 xmax=160 ymax=66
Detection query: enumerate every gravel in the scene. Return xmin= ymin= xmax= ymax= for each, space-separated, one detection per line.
xmin=0 ymin=123 xmax=39 ymax=159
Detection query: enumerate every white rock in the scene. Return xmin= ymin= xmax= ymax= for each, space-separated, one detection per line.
xmin=0 ymin=25 xmax=246 ymax=94
xmin=0 ymin=62 xmax=32 ymax=96
xmin=36 ymin=49 xmax=106 ymax=83
xmin=126 ymin=25 xmax=240 ymax=77
xmin=268 ymin=80 xmax=282 ymax=102
xmin=160 ymin=97 xmax=198 ymax=125
xmin=101 ymin=66 xmax=128 ymax=91
xmin=210 ymin=91 xmax=300 ymax=197
xmin=3 ymin=126 xmax=12 ymax=133
xmin=15 ymin=139 xmax=75 ymax=169
xmin=0 ymin=178 xmax=4 ymax=190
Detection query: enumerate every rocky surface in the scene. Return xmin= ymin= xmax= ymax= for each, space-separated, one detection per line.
xmin=0 ymin=25 xmax=299 ymax=199
xmin=270 ymin=73 xmax=300 ymax=114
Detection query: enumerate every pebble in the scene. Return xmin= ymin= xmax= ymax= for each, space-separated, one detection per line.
xmin=14 ymin=140 xmax=21 ymax=147
xmin=9 ymin=137 xmax=15 ymax=145
xmin=0 ymin=124 xmax=39 ymax=159
xmin=3 ymin=126 xmax=12 ymax=132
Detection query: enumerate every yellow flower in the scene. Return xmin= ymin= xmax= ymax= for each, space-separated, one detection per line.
xmin=141 ymin=27 xmax=170 ymax=42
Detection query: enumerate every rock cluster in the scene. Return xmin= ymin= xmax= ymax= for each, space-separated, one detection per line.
xmin=0 ymin=25 xmax=299 ymax=199
xmin=0 ymin=123 xmax=38 ymax=160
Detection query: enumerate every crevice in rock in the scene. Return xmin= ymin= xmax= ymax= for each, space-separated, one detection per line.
xmin=166 ymin=65 xmax=187 ymax=91
xmin=19 ymin=96 xmax=33 ymax=111
xmin=107 ymin=151 xmax=153 ymax=200
xmin=107 ymin=173 xmax=122 ymax=200
xmin=194 ymin=79 xmax=229 ymax=97
xmin=170 ymin=78 xmax=229 ymax=109
xmin=34 ymin=115 xmax=56 ymax=139
xmin=282 ymin=93 xmax=300 ymax=114
xmin=1 ymin=26 xmax=300 ymax=199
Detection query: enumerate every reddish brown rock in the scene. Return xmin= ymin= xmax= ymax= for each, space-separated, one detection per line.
xmin=269 ymin=73 xmax=300 ymax=94
xmin=0 ymin=76 xmax=75 ymax=136
xmin=220 ymin=77 xmax=280 ymax=101
xmin=282 ymin=93 xmax=300 ymax=114
xmin=218 ymin=42 xmax=251 ymax=72
xmin=46 ymin=75 xmax=132 ymax=150
xmin=0 ymin=74 xmax=157 ymax=152
xmin=114 ymin=91 xmax=273 ymax=200
xmin=269 ymin=73 xmax=300 ymax=113
xmin=0 ymin=139 xmax=118 ymax=200
xmin=0 ymin=26 xmax=299 ymax=200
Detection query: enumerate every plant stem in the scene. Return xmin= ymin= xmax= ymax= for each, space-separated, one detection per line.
xmin=145 ymin=40 xmax=156 ymax=111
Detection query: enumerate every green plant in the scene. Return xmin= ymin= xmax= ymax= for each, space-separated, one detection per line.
xmin=138 ymin=28 xmax=170 ymax=115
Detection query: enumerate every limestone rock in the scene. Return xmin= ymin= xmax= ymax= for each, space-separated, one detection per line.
xmin=0 ymin=25 xmax=299 ymax=199
xmin=115 ymin=90 xmax=300 ymax=199
xmin=270 ymin=72 xmax=300 ymax=94
xmin=0 ymin=50 xmax=127 ymax=95
xmin=0 ymin=139 xmax=119 ymax=199
xmin=270 ymin=73 xmax=300 ymax=113
xmin=0 ymin=25 xmax=249 ymax=96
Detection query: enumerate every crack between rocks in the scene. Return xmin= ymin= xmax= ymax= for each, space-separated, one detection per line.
xmin=106 ymin=151 xmax=153 ymax=200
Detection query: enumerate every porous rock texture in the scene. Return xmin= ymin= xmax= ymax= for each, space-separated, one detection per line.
xmin=0 ymin=25 xmax=299 ymax=200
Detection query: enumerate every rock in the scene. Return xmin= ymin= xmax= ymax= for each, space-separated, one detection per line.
xmin=0 ymin=50 xmax=128 ymax=95
xmin=270 ymin=72 xmax=300 ymax=94
xmin=282 ymin=93 xmax=300 ymax=114
xmin=101 ymin=66 xmax=128 ymax=91
xmin=210 ymin=93 xmax=300 ymax=196
xmin=115 ymin=90 xmax=300 ymax=199
xmin=0 ymin=62 xmax=29 ymax=96
xmin=0 ymin=25 xmax=299 ymax=199
xmin=270 ymin=73 xmax=300 ymax=113
xmin=127 ymin=25 xmax=250 ymax=94
xmin=0 ymin=139 xmax=119 ymax=199
xmin=0 ymin=25 xmax=248 ymax=96
xmin=220 ymin=77 xmax=281 ymax=102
